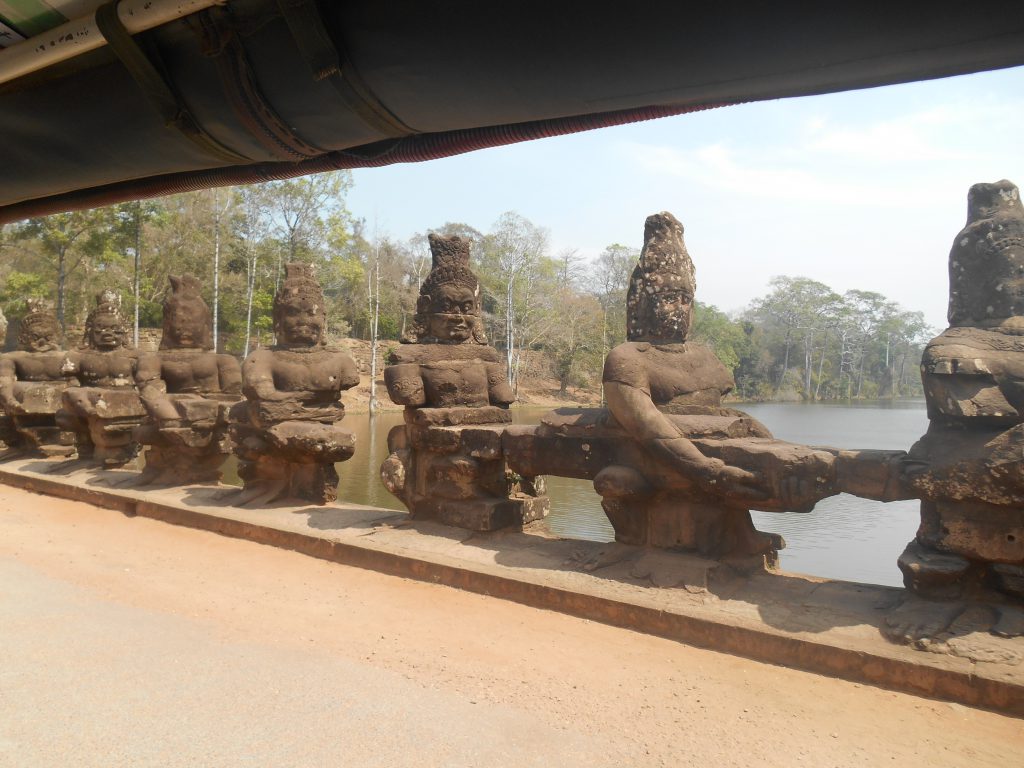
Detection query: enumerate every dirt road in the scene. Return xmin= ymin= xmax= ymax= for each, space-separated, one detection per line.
xmin=0 ymin=484 xmax=1020 ymax=767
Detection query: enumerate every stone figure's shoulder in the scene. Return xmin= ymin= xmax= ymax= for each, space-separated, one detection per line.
xmin=388 ymin=343 xmax=426 ymax=365
xmin=242 ymin=348 xmax=274 ymax=367
xmin=321 ymin=343 xmax=356 ymax=359
xmin=324 ymin=345 xmax=359 ymax=373
xmin=681 ymin=342 xmax=729 ymax=368
xmin=674 ymin=342 xmax=734 ymax=388
xmin=389 ymin=342 xmax=500 ymax=365
xmin=603 ymin=342 xmax=650 ymax=384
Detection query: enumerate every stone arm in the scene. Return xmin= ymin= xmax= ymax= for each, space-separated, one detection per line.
xmin=0 ymin=355 xmax=18 ymax=413
xmin=486 ymin=362 xmax=515 ymax=407
xmin=216 ymin=353 xmax=243 ymax=395
xmin=335 ymin=353 xmax=361 ymax=391
xmin=384 ymin=363 xmax=426 ymax=406
xmin=56 ymin=351 xmax=97 ymax=416
xmin=241 ymin=350 xmax=308 ymax=402
xmin=59 ymin=351 xmax=80 ymax=380
xmin=604 ymin=379 xmax=762 ymax=493
xmin=136 ymin=352 xmax=177 ymax=422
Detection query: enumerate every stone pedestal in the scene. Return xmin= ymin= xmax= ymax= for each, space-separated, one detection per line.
xmin=230 ymin=400 xmax=356 ymax=505
xmin=59 ymin=387 xmax=146 ymax=466
xmin=135 ymin=396 xmax=236 ymax=485
xmin=381 ymin=406 xmax=549 ymax=531
xmin=10 ymin=382 xmax=75 ymax=457
xmin=900 ymin=423 xmax=1024 ymax=601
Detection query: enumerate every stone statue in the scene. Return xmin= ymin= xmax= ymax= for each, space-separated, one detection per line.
xmin=898 ymin=180 xmax=1024 ymax=601
xmin=58 ymin=290 xmax=145 ymax=466
xmin=380 ymin=233 xmax=548 ymax=531
xmin=133 ymin=275 xmax=242 ymax=485
xmin=506 ymin=212 xmax=893 ymax=564
xmin=0 ymin=299 xmax=76 ymax=457
xmin=229 ymin=262 xmax=359 ymax=505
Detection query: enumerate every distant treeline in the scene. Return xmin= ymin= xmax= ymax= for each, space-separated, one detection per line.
xmin=0 ymin=172 xmax=932 ymax=400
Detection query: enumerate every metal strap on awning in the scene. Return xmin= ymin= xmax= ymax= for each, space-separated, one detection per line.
xmin=94 ymin=0 xmax=251 ymax=164
xmin=193 ymin=8 xmax=324 ymax=161
xmin=276 ymin=0 xmax=415 ymax=138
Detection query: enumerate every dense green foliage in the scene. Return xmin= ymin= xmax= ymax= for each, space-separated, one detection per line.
xmin=0 ymin=174 xmax=932 ymax=400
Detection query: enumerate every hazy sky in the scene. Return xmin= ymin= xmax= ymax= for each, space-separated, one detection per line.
xmin=348 ymin=65 xmax=1024 ymax=330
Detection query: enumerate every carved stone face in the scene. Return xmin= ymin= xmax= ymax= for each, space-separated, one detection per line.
xmin=20 ymin=324 xmax=59 ymax=353
xmin=277 ymin=297 xmax=325 ymax=347
xmin=641 ymin=288 xmax=693 ymax=342
xmin=90 ymin=313 xmax=128 ymax=351
xmin=426 ymin=284 xmax=478 ymax=342
xmin=164 ymin=300 xmax=207 ymax=349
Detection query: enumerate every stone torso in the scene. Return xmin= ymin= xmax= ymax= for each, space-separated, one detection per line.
xmin=7 ymin=351 xmax=68 ymax=382
xmin=77 ymin=350 xmax=137 ymax=387
xmin=156 ymin=350 xmax=234 ymax=395
xmin=256 ymin=347 xmax=359 ymax=401
xmin=603 ymin=342 xmax=733 ymax=410
xmin=388 ymin=343 xmax=506 ymax=408
xmin=389 ymin=343 xmax=503 ymax=367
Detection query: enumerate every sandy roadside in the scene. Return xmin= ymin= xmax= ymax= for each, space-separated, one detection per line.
xmin=0 ymin=484 xmax=1020 ymax=767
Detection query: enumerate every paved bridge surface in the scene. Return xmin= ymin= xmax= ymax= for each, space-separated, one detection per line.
xmin=1 ymin=485 xmax=1020 ymax=767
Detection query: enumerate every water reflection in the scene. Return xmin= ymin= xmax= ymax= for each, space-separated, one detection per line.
xmin=219 ymin=400 xmax=929 ymax=587
xmin=744 ymin=400 xmax=927 ymax=588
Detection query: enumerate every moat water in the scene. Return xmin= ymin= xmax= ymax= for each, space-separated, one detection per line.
xmin=224 ymin=400 xmax=928 ymax=588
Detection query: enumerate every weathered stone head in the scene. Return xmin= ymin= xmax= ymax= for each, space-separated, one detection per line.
xmin=948 ymin=179 xmax=1024 ymax=327
xmin=160 ymin=274 xmax=212 ymax=351
xmin=18 ymin=299 xmax=61 ymax=352
xmin=410 ymin=234 xmax=486 ymax=344
xmin=273 ymin=262 xmax=326 ymax=348
xmin=626 ymin=212 xmax=696 ymax=343
xmin=83 ymin=290 xmax=129 ymax=351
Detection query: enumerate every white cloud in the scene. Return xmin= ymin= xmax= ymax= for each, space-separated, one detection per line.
xmin=623 ymin=141 xmax=916 ymax=207
xmin=804 ymin=102 xmax=1023 ymax=163
xmin=621 ymin=96 xmax=1024 ymax=209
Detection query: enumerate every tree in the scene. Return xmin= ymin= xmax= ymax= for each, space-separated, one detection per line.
xmin=9 ymin=208 xmax=117 ymax=332
xmin=263 ymin=171 xmax=353 ymax=286
xmin=879 ymin=310 xmax=931 ymax=397
xmin=746 ymin=276 xmax=842 ymax=398
xmin=542 ymin=290 xmax=604 ymax=394
xmin=479 ymin=212 xmax=550 ymax=393
xmin=588 ymin=243 xmax=636 ymax=354
xmin=837 ymin=290 xmax=894 ymax=398
xmin=208 ymin=188 xmax=236 ymax=351
xmin=233 ymin=185 xmax=272 ymax=356
xmin=691 ymin=302 xmax=751 ymax=373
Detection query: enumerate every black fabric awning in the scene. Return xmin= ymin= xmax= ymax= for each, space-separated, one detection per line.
xmin=2 ymin=0 xmax=1024 ymax=223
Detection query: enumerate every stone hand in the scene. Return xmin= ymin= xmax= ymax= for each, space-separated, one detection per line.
xmin=2 ymin=397 xmax=25 ymax=415
xmin=64 ymin=391 xmax=96 ymax=416
xmin=707 ymin=463 xmax=769 ymax=501
xmin=777 ymin=474 xmax=823 ymax=511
